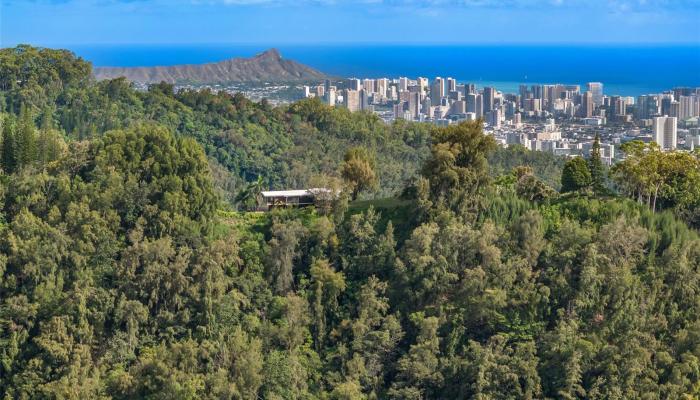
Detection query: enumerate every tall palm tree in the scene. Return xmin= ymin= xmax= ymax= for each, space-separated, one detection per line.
xmin=235 ymin=176 xmax=265 ymax=211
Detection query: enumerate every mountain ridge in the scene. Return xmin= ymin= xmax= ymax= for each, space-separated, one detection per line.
xmin=93 ymin=48 xmax=328 ymax=84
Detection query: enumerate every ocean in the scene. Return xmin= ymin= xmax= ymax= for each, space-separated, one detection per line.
xmin=67 ymin=44 xmax=700 ymax=97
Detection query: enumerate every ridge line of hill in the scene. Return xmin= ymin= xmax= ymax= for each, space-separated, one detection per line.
xmin=93 ymin=48 xmax=329 ymax=84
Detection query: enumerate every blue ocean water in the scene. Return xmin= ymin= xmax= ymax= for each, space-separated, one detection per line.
xmin=68 ymin=44 xmax=700 ymax=96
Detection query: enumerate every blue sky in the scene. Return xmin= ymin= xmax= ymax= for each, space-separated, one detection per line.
xmin=2 ymin=0 xmax=699 ymax=46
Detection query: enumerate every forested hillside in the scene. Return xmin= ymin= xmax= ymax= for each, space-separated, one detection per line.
xmin=1 ymin=45 xmax=700 ymax=399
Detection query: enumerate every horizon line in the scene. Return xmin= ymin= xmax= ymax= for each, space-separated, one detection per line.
xmin=4 ymin=41 xmax=700 ymax=49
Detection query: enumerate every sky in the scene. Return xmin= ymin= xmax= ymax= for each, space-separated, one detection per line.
xmin=1 ymin=0 xmax=700 ymax=46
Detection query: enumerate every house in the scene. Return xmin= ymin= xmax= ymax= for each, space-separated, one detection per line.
xmin=259 ymin=188 xmax=331 ymax=210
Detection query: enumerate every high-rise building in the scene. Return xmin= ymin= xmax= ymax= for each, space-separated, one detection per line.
xmin=669 ymin=101 xmax=680 ymax=118
xmin=323 ymin=79 xmax=336 ymax=105
xmin=679 ymin=95 xmax=700 ymax=119
xmin=551 ymin=84 xmax=565 ymax=101
xmin=636 ymin=95 xmax=660 ymax=119
xmin=388 ymin=86 xmax=397 ymax=101
xmin=344 ymin=89 xmax=360 ymax=112
xmin=465 ymin=83 xmax=476 ymax=95
xmin=610 ymin=95 xmax=626 ymax=117
xmin=653 ymin=116 xmax=677 ymax=150
xmin=504 ymin=100 xmax=517 ymax=119
xmin=487 ymin=108 xmax=502 ymax=128
xmin=430 ymin=77 xmax=445 ymax=105
xmin=483 ymin=87 xmax=496 ymax=113
xmin=417 ymin=77 xmax=428 ymax=96
xmin=581 ymin=91 xmax=594 ymax=118
xmin=524 ymin=98 xmax=541 ymax=113
xmin=408 ymin=91 xmax=421 ymax=119
xmin=542 ymin=85 xmax=555 ymax=110
xmin=348 ymin=78 xmax=361 ymax=91
xmin=399 ymin=77 xmax=409 ymax=92
xmin=362 ymin=79 xmax=375 ymax=94
xmin=673 ymin=87 xmax=694 ymax=99
xmin=325 ymin=88 xmax=336 ymax=106
xmin=359 ymin=89 xmax=370 ymax=111
xmin=661 ymin=95 xmax=674 ymax=116
xmin=446 ymin=77 xmax=457 ymax=93
xmin=587 ymin=82 xmax=603 ymax=107
xmin=531 ymin=85 xmax=543 ymax=99
xmin=476 ymin=94 xmax=484 ymax=119
xmin=376 ymin=78 xmax=389 ymax=97
xmin=562 ymin=85 xmax=579 ymax=94
xmin=519 ymin=85 xmax=531 ymax=109
xmin=466 ymin=93 xmax=483 ymax=118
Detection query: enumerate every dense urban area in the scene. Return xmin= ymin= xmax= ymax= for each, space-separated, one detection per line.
xmin=200 ymin=76 xmax=700 ymax=166
xmin=302 ymin=77 xmax=700 ymax=163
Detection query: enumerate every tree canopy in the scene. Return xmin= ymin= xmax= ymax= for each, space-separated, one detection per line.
xmin=1 ymin=45 xmax=700 ymax=399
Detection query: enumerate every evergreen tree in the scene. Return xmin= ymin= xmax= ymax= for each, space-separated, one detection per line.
xmin=17 ymin=106 xmax=37 ymax=168
xmin=1 ymin=115 xmax=16 ymax=173
xmin=37 ymin=109 xmax=53 ymax=166
xmin=588 ymin=133 xmax=605 ymax=193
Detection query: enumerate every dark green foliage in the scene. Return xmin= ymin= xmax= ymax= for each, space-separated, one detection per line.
xmin=421 ymin=120 xmax=496 ymax=216
xmin=17 ymin=107 xmax=37 ymax=167
xmin=561 ymin=156 xmax=592 ymax=193
xmin=588 ymin=133 xmax=606 ymax=193
xmin=235 ymin=176 xmax=265 ymax=211
xmin=1 ymin=115 xmax=17 ymax=173
xmin=1 ymin=45 xmax=700 ymax=399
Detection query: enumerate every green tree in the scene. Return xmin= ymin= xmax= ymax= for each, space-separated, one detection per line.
xmin=17 ymin=106 xmax=37 ymax=168
xmin=266 ymin=218 xmax=307 ymax=294
xmin=236 ymin=176 xmax=265 ymax=211
xmin=389 ymin=313 xmax=443 ymax=399
xmin=515 ymin=166 xmax=557 ymax=202
xmin=422 ymin=120 xmax=496 ymax=212
xmin=309 ymin=257 xmax=346 ymax=350
xmin=459 ymin=336 xmax=542 ymax=399
xmin=343 ymin=277 xmax=403 ymax=397
xmin=36 ymin=109 xmax=65 ymax=166
xmin=341 ymin=147 xmax=378 ymax=200
xmin=588 ymin=134 xmax=605 ymax=193
xmin=612 ymin=141 xmax=700 ymax=223
xmin=561 ymin=156 xmax=592 ymax=193
xmin=1 ymin=115 xmax=16 ymax=173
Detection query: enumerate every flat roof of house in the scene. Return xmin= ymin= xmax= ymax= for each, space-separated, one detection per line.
xmin=261 ymin=188 xmax=332 ymax=198
xmin=262 ymin=189 xmax=314 ymax=197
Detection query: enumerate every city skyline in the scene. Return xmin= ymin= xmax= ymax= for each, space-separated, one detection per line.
xmin=301 ymin=74 xmax=699 ymax=155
